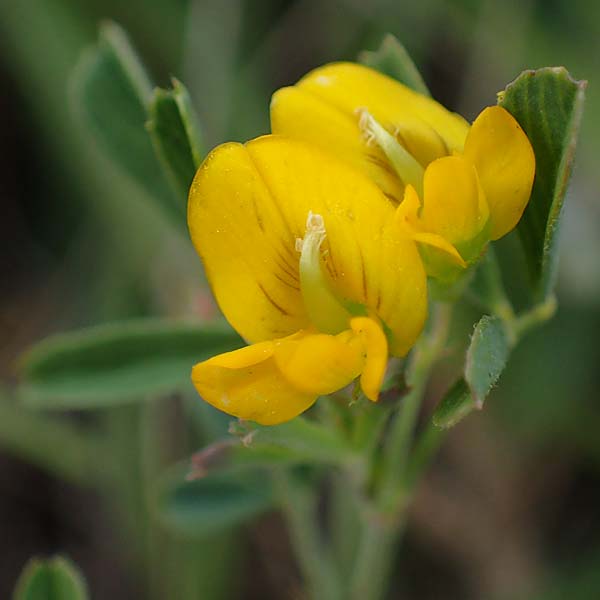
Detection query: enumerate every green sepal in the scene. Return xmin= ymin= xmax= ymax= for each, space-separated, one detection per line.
xmin=358 ymin=33 xmax=431 ymax=97
xmin=498 ymin=67 xmax=586 ymax=301
xmin=13 ymin=556 xmax=89 ymax=600
xmin=422 ymin=217 xmax=492 ymax=291
xmin=420 ymin=245 xmax=468 ymax=288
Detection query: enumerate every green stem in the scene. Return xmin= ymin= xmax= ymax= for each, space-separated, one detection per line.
xmin=472 ymin=248 xmax=557 ymax=346
xmin=378 ymin=302 xmax=452 ymax=509
xmin=351 ymin=398 xmax=392 ymax=467
xmin=277 ymin=471 xmax=342 ymax=600
xmin=514 ymin=294 xmax=557 ymax=340
xmin=348 ymin=302 xmax=453 ymax=600
xmin=330 ymin=472 xmax=361 ymax=579
xmin=347 ymin=513 xmax=398 ymax=600
xmin=403 ymin=419 xmax=447 ymax=492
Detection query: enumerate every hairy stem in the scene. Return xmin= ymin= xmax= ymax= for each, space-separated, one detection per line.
xmin=348 ymin=302 xmax=453 ymax=600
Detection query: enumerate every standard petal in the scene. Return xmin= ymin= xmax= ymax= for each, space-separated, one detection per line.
xmin=463 ymin=106 xmax=535 ymax=240
xmin=189 ymin=136 xmax=428 ymax=356
xmin=270 ymin=86 xmax=405 ymax=202
xmin=243 ymin=136 xmax=428 ymax=357
xmin=188 ymin=141 xmax=310 ymax=343
xmin=191 ymin=337 xmax=317 ymax=425
xmin=273 ymin=62 xmax=470 ymax=166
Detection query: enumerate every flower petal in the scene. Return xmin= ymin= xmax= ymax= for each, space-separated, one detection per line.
xmin=394 ymin=184 xmax=466 ymax=268
xmin=371 ymin=222 xmax=428 ymax=357
xmin=271 ymin=62 xmax=470 ymax=171
xmin=188 ymin=141 xmax=309 ymax=343
xmin=189 ymin=136 xmax=428 ymax=355
xmin=419 ymin=155 xmax=490 ymax=257
xmin=246 ymin=137 xmax=428 ymax=357
xmin=191 ymin=336 xmax=317 ymax=425
xmin=273 ymin=330 xmax=365 ymax=395
xmin=463 ymin=106 xmax=535 ymax=240
xmin=270 ymin=86 xmax=405 ymax=202
xmin=350 ymin=317 xmax=388 ymax=401
xmin=192 ymin=328 xmax=371 ymax=425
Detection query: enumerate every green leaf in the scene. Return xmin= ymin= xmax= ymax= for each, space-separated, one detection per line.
xmin=147 ymin=79 xmax=205 ymax=197
xmin=432 ymin=315 xmax=510 ymax=429
xmin=70 ymin=21 xmax=183 ymax=222
xmin=13 ymin=556 xmax=88 ymax=600
xmin=358 ymin=33 xmax=431 ymax=96
xmin=432 ymin=379 xmax=476 ymax=429
xmin=19 ymin=319 xmax=241 ymax=409
xmin=465 ymin=315 xmax=510 ymax=407
xmin=155 ymin=466 xmax=274 ymax=536
xmin=498 ymin=67 xmax=586 ymax=301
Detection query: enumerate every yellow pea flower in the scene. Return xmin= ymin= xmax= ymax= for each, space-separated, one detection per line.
xmin=271 ymin=62 xmax=535 ymax=276
xmin=188 ymin=136 xmax=428 ymax=425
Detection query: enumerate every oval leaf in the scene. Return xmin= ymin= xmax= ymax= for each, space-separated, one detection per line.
xmin=13 ymin=556 xmax=88 ymax=600
xmin=18 ymin=319 xmax=241 ymax=409
xmin=432 ymin=315 xmax=510 ymax=430
xmin=465 ymin=315 xmax=510 ymax=408
xmin=70 ymin=22 xmax=183 ymax=222
xmin=498 ymin=67 xmax=586 ymax=301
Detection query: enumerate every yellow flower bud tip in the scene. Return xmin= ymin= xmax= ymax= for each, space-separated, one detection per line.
xmin=297 ymin=211 xmax=352 ymax=335
xmin=356 ymin=107 xmax=424 ymax=197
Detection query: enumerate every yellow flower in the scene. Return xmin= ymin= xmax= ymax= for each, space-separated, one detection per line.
xmin=188 ymin=136 xmax=428 ymax=424
xmin=271 ymin=62 xmax=535 ymax=276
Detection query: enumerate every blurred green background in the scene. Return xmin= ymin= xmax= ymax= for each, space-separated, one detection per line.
xmin=1 ymin=0 xmax=599 ymax=598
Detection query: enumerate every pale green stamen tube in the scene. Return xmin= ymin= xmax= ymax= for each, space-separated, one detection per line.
xmin=357 ymin=108 xmax=424 ymax=197
xmin=297 ymin=212 xmax=351 ymax=334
